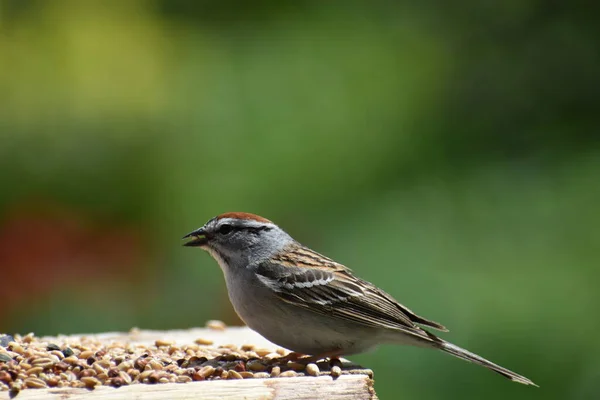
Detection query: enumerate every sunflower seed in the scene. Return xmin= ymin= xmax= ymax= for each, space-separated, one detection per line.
xmin=62 ymin=348 xmax=74 ymax=357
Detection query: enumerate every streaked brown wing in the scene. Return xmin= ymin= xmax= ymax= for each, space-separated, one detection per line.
xmin=255 ymin=243 xmax=447 ymax=342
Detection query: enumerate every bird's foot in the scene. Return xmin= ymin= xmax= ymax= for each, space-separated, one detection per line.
xmin=275 ymin=351 xmax=306 ymax=364
xmin=292 ymin=351 xmax=343 ymax=365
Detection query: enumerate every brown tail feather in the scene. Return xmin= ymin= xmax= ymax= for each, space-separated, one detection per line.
xmin=440 ymin=341 xmax=537 ymax=386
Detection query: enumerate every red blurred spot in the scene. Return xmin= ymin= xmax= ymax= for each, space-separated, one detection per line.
xmin=0 ymin=202 xmax=148 ymax=320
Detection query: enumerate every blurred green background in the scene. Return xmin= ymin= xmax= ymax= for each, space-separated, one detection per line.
xmin=1 ymin=1 xmax=599 ymax=398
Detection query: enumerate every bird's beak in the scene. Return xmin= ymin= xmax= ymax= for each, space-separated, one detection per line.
xmin=182 ymin=228 xmax=209 ymax=247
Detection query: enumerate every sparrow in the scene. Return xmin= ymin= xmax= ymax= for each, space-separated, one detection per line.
xmin=183 ymin=212 xmax=536 ymax=385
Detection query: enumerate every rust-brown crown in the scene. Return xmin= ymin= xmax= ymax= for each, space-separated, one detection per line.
xmin=216 ymin=212 xmax=272 ymax=224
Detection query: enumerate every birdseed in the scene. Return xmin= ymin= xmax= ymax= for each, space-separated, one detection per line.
xmin=154 ymin=339 xmax=174 ymax=347
xmin=7 ymin=344 xmax=23 ymax=356
xmin=148 ymin=359 xmax=163 ymax=370
xmin=276 ymin=348 xmax=287 ymax=356
xmin=0 ymin=326 xmax=371 ymax=394
xmin=8 ymin=386 xmax=20 ymax=398
xmin=0 ymin=353 xmax=12 ymax=363
xmin=24 ymin=377 xmax=47 ymax=389
xmin=80 ymin=376 xmax=100 ymax=388
xmin=21 ymin=334 xmax=34 ymax=344
xmin=331 ymin=365 xmax=342 ymax=378
xmin=46 ymin=344 xmax=60 ymax=352
xmin=246 ymin=360 xmax=267 ymax=372
xmin=26 ymin=367 xmax=43 ymax=376
xmin=306 ymin=363 xmax=320 ymax=376
xmin=227 ymin=370 xmax=243 ymax=379
xmin=78 ymin=350 xmax=94 ymax=360
xmin=198 ymin=365 xmax=215 ymax=378
xmin=0 ymin=336 xmax=14 ymax=348
xmin=62 ymin=347 xmax=74 ymax=357
xmin=205 ymin=320 xmax=226 ymax=331
xmin=254 ymin=348 xmax=271 ymax=357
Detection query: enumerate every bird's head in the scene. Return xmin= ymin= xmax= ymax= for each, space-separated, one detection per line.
xmin=183 ymin=212 xmax=293 ymax=266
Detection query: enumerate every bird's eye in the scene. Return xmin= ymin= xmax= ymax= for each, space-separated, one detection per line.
xmin=218 ymin=224 xmax=233 ymax=235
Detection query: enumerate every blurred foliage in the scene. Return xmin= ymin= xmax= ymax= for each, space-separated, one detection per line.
xmin=1 ymin=1 xmax=599 ymax=399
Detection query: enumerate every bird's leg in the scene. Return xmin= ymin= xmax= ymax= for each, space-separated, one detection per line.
xmin=287 ymin=350 xmax=344 ymax=365
xmin=328 ymin=356 xmax=343 ymax=368
xmin=274 ymin=349 xmax=346 ymax=370
xmin=275 ymin=351 xmax=306 ymax=364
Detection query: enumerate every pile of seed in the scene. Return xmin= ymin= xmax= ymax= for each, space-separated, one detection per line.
xmin=0 ymin=326 xmax=372 ymax=397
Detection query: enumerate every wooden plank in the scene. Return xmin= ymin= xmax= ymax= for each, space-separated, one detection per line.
xmin=5 ymin=375 xmax=376 ymax=400
xmin=1 ymin=327 xmax=377 ymax=399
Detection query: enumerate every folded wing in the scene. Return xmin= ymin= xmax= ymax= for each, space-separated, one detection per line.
xmin=255 ymin=243 xmax=447 ymax=344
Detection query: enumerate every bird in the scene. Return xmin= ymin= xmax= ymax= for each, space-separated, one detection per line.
xmin=183 ymin=212 xmax=536 ymax=386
